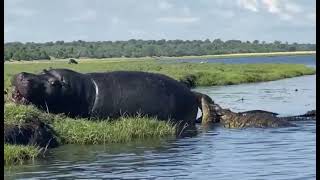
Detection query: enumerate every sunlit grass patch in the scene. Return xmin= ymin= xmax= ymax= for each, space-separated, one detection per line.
xmin=4 ymin=102 xmax=54 ymax=125
xmin=4 ymin=103 xmax=176 ymax=165
xmin=53 ymin=115 xmax=176 ymax=144
xmin=4 ymin=103 xmax=176 ymax=145
xmin=4 ymin=144 xmax=42 ymax=166
xmin=4 ymin=59 xmax=316 ymax=88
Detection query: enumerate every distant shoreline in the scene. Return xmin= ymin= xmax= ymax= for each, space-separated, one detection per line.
xmin=5 ymin=51 xmax=316 ymax=63
xmin=160 ymin=51 xmax=316 ymax=60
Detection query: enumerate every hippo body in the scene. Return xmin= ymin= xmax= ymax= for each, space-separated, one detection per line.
xmin=11 ymin=69 xmax=198 ymax=126
xmin=87 ymin=71 xmax=198 ymax=123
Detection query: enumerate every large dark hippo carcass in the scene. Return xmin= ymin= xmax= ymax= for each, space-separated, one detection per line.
xmin=11 ymin=69 xmax=199 ymax=130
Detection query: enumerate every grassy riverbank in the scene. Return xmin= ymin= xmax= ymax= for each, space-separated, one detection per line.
xmin=4 ymin=59 xmax=316 ymax=88
xmin=4 ymin=51 xmax=315 ymax=63
xmin=4 ymin=144 xmax=42 ymax=165
xmin=4 ymin=103 xmax=176 ymax=165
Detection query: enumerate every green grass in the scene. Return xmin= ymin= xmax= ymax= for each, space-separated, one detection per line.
xmin=4 ymin=144 xmax=42 ymax=165
xmin=4 ymin=103 xmax=176 ymax=165
xmin=53 ymin=115 xmax=176 ymax=144
xmin=4 ymin=103 xmax=55 ymax=125
xmin=4 ymin=59 xmax=316 ymax=88
xmin=5 ymin=51 xmax=316 ymax=62
xmin=4 ymin=103 xmax=176 ymax=144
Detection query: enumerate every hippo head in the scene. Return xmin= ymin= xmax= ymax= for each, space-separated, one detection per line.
xmin=11 ymin=68 xmax=95 ymax=117
xmin=11 ymin=69 xmax=70 ymax=107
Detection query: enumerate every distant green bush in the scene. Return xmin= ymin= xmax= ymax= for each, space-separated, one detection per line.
xmin=4 ymin=39 xmax=315 ymax=60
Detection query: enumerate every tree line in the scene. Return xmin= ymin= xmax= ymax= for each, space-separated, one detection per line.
xmin=4 ymin=39 xmax=316 ymax=61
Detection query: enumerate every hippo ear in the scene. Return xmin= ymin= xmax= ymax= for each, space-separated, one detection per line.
xmin=60 ymin=76 xmax=65 ymax=83
xmin=60 ymin=76 xmax=68 ymax=87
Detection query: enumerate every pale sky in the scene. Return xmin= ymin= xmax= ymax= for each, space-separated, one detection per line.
xmin=4 ymin=0 xmax=316 ymax=43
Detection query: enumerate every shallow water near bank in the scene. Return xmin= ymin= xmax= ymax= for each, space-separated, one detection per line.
xmin=196 ymin=75 xmax=316 ymax=117
xmin=4 ymin=56 xmax=316 ymax=179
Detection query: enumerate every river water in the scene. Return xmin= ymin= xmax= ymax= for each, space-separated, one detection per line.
xmin=5 ymin=55 xmax=316 ymax=180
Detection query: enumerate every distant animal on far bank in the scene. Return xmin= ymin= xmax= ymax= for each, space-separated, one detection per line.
xmin=68 ymin=59 xmax=78 ymax=64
